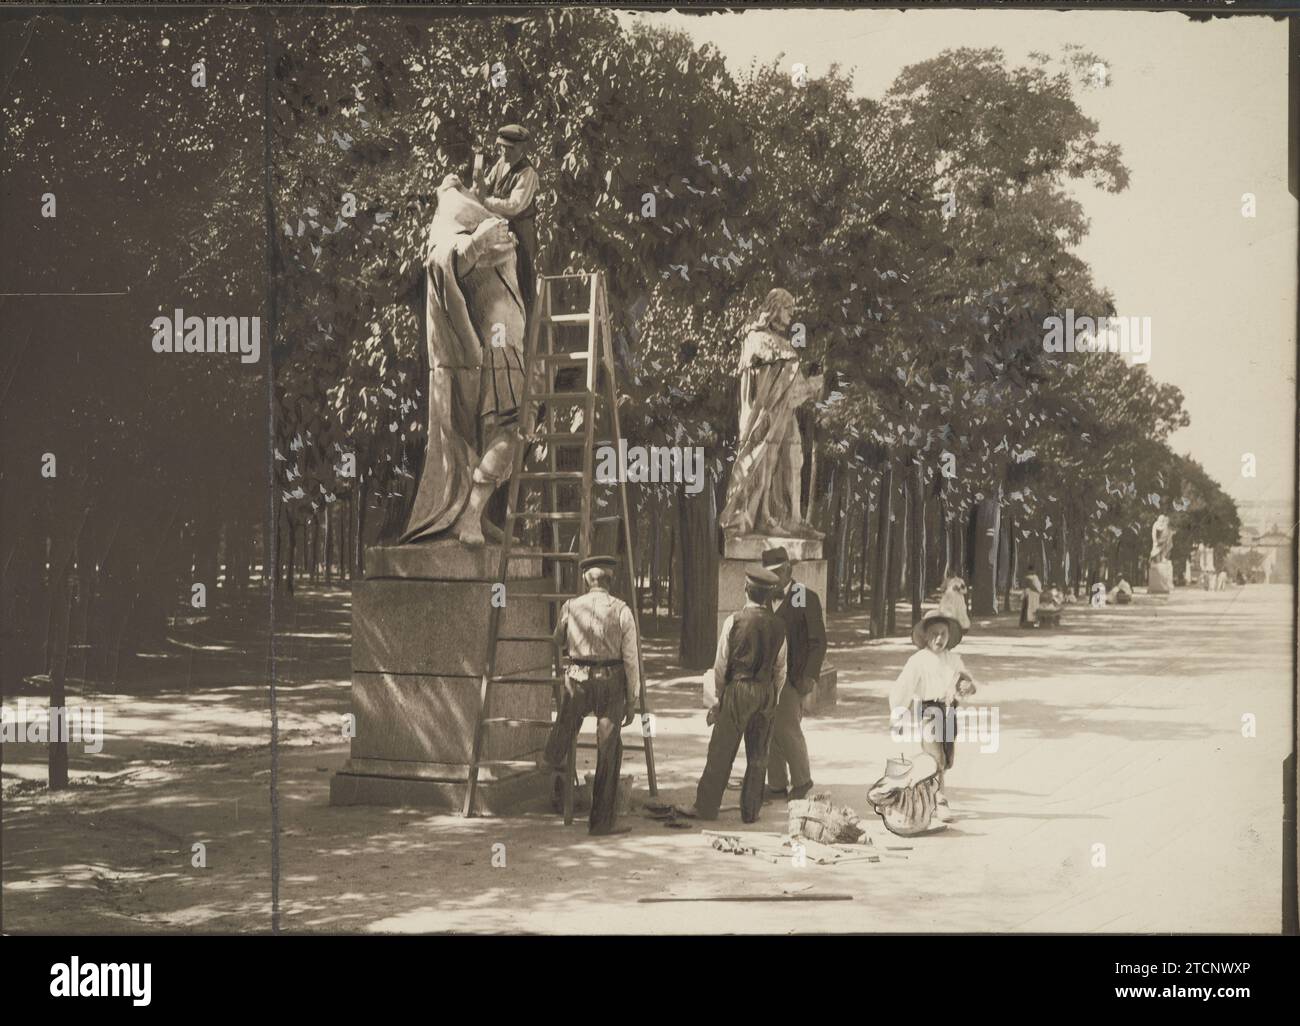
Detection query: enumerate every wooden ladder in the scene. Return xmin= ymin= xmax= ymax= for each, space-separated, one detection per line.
xmin=462 ymin=270 xmax=658 ymax=821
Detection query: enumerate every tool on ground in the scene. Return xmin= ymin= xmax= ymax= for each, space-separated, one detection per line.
xmin=462 ymin=271 xmax=658 ymax=821
xmin=638 ymin=894 xmax=855 ymax=903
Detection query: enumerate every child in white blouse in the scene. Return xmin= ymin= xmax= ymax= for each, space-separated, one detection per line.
xmin=889 ymin=609 xmax=978 ymax=820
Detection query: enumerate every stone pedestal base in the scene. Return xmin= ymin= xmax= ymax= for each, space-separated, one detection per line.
xmin=1147 ymin=559 xmax=1174 ymax=595
xmin=330 ymin=539 xmax=555 ymax=814
xmin=717 ymin=534 xmax=827 ymax=641
xmin=717 ymin=533 xmax=834 ymax=714
xmin=801 ymin=664 xmax=838 ymax=716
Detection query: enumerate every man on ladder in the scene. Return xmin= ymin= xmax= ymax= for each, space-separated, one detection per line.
xmin=542 ymin=554 xmax=641 ymax=836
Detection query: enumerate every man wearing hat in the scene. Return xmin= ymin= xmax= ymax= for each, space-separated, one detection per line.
xmin=542 ymin=554 xmax=641 ymax=835
xmin=761 ymin=546 xmax=826 ymax=801
xmin=474 ymin=123 xmax=540 ymax=311
xmin=677 ymin=566 xmax=787 ymax=823
xmin=888 ymin=609 xmax=978 ymax=821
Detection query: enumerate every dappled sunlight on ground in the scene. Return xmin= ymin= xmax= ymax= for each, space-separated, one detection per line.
xmin=2 ymin=583 xmax=1290 ymax=933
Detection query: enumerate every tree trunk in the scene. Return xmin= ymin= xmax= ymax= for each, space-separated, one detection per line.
xmin=676 ymin=472 xmax=718 ymax=669
xmin=824 ymin=461 xmax=839 ymax=612
xmin=836 ymin=467 xmax=851 ymax=613
xmin=870 ymin=466 xmax=893 ymax=638
xmin=907 ymin=460 xmax=925 ymax=625
xmin=48 ymin=572 xmax=75 ymax=791
xmin=886 ymin=472 xmax=904 ymax=636
xmin=858 ymin=485 xmax=871 ymax=606
xmin=1003 ymin=512 xmax=1017 ymax=612
xmin=286 ymin=513 xmax=296 ymax=596
xmin=971 ymin=491 xmax=1001 ymax=616
xmin=667 ymin=514 xmax=677 ymax=618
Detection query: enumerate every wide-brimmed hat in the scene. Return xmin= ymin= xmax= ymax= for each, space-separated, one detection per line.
xmin=761 ymin=546 xmax=794 ymax=570
xmin=911 ymin=608 xmax=963 ymax=650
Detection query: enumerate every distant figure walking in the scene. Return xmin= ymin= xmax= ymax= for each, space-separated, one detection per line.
xmin=938 ymin=575 xmax=971 ymax=630
xmin=1020 ymin=564 xmax=1043 ymax=627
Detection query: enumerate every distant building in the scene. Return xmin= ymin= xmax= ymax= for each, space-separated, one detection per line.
xmin=1253 ymin=524 xmax=1293 ymax=584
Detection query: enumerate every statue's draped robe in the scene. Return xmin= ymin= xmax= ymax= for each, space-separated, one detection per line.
xmin=400 ymin=188 xmax=529 ymax=544
xmin=1150 ymin=516 xmax=1172 ymax=561
xmin=720 ymin=325 xmax=822 ymax=536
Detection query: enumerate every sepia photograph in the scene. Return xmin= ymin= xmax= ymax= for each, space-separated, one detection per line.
xmin=1 ymin=0 xmax=1296 ymax=967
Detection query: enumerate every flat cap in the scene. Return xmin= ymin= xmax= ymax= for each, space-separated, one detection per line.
xmin=745 ymin=566 xmax=780 ymax=588
xmin=579 ymin=554 xmax=618 ymax=573
xmin=496 ymin=123 xmax=530 ymax=143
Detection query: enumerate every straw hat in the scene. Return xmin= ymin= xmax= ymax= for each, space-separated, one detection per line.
xmin=911 ymin=608 xmax=963 ymax=650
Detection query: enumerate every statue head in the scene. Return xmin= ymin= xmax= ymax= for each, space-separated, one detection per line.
xmin=431 ymin=174 xmax=494 ymax=234
xmin=754 ymin=288 xmax=796 ymax=334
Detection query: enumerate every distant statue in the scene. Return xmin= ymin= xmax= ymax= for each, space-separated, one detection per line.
xmin=401 ymin=175 xmax=535 ymax=546
xmin=719 ymin=288 xmax=824 ymax=538
xmin=1150 ymin=514 xmax=1173 ymax=562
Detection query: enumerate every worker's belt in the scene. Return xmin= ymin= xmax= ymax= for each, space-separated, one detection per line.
xmin=566 ymin=659 xmax=623 ymax=680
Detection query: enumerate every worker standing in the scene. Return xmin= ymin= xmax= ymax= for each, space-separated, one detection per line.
xmin=677 ymin=566 xmax=787 ymax=823
xmin=542 ymin=555 xmax=640 ymax=836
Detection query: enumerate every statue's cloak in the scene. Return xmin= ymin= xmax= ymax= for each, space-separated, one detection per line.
xmin=720 ymin=324 xmax=821 ymax=536
xmin=400 ymin=181 xmax=526 ymax=544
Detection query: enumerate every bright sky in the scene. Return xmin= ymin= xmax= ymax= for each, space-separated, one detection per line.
xmin=622 ymin=8 xmax=1296 ymax=509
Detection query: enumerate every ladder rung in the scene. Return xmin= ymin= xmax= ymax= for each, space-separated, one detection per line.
xmin=548 ymin=313 xmax=592 ymax=325
xmin=538 ymin=551 xmax=581 ymax=560
xmin=533 ymin=433 xmax=612 ymax=444
xmin=516 ymin=471 xmax=584 ymax=480
xmin=508 ymin=592 xmax=580 ymax=601
xmin=577 ymin=741 xmax=648 ymax=751
xmin=497 ymin=633 xmax=560 ymax=643
xmin=513 ymin=511 xmax=583 ymax=521
xmin=544 ymin=272 xmax=595 ymax=280
xmin=534 ymin=352 xmax=590 ymax=363
xmin=492 ymin=675 xmax=565 ymax=685
xmin=481 ymin=717 xmax=555 ymax=729
xmin=530 ymin=391 xmax=595 ymax=404
xmin=474 ymin=759 xmax=542 ymax=769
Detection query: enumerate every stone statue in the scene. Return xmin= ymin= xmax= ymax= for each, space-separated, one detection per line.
xmin=1150 ymin=514 xmax=1173 ymax=561
xmin=400 ymin=175 xmax=536 ymax=546
xmin=719 ymin=288 xmax=824 ymax=538
xmin=1148 ymin=513 xmax=1175 ymax=595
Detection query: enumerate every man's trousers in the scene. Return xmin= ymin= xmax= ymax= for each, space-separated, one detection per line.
xmin=694 ymin=679 xmax=775 ymax=822
xmin=543 ymin=671 xmax=625 ymax=833
xmin=766 ymin=683 xmax=812 ymax=792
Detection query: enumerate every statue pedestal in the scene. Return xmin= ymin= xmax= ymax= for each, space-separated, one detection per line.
xmin=329 ymin=539 xmax=555 ymax=814
xmin=1147 ymin=559 xmax=1174 ymax=595
xmin=716 ymin=533 xmax=836 ymax=715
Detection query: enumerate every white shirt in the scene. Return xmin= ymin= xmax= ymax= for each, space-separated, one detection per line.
xmin=890 ymin=647 xmax=969 ymax=710
xmin=552 ymin=586 xmax=640 ymax=694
